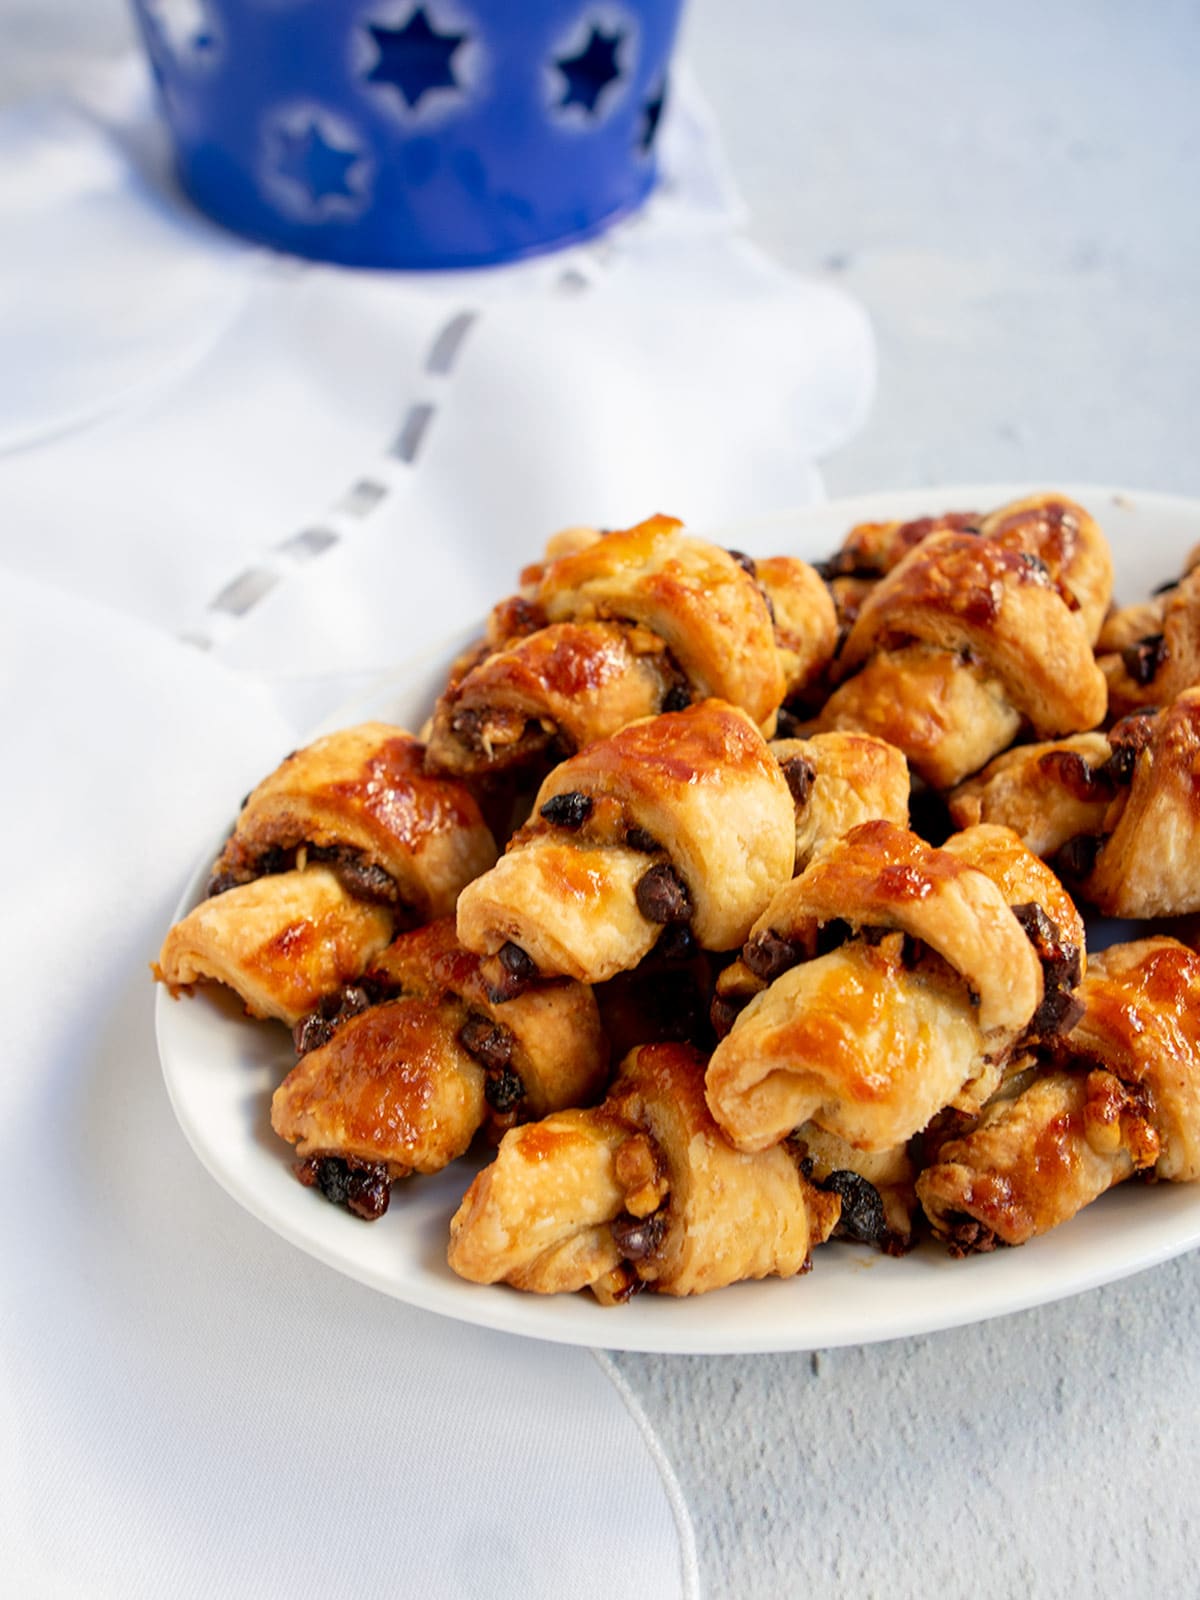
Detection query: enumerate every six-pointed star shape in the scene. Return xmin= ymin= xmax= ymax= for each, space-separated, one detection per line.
xmin=556 ymin=25 xmax=624 ymax=115
xmin=275 ymin=121 xmax=363 ymax=205
xmin=365 ymin=8 xmax=467 ymax=110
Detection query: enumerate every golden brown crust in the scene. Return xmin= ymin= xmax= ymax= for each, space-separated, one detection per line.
xmin=1098 ymin=567 xmax=1200 ymax=719
xmin=706 ymin=937 xmax=989 ymax=1153
xmin=770 ymin=731 xmax=910 ymax=871
xmin=423 ymin=621 xmax=672 ymax=778
xmin=743 ymin=821 xmax=1043 ymax=1036
xmin=456 ymin=702 xmax=796 ymax=978
xmin=538 ymin=515 xmax=785 ymax=730
xmin=916 ymin=1068 xmax=1152 ymax=1249
xmin=1083 ymin=690 xmax=1200 ymax=917
xmin=211 ymin=722 xmax=497 ymax=921
xmin=271 ymin=997 xmax=486 ymax=1174
xmin=1060 ymin=938 xmax=1200 ymax=1181
xmin=447 ymin=1042 xmax=839 ymax=1299
xmin=946 ymin=733 xmax=1115 ymax=858
xmin=704 ymin=823 xmax=1079 ymax=1156
xmin=155 ymin=867 xmax=393 ymax=1025
xmin=364 ymin=917 xmax=609 ymax=1118
xmin=818 ymin=642 xmax=1023 ymax=791
xmin=837 ymin=532 xmax=1107 ymax=735
xmin=755 ymin=555 xmax=839 ymax=703
xmin=976 ymin=492 xmax=1113 ymax=644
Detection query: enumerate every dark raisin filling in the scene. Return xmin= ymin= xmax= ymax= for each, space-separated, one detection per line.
xmin=457 ymin=1014 xmax=514 ymax=1072
xmin=611 ymin=1207 xmax=668 ymax=1262
xmin=625 ymin=826 xmax=662 ymax=854
xmin=661 ymin=682 xmax=692 ymax=713
xmin=727 ymin=548 xmax=758 ymax=578
xmin=944 ymin=1215 xmax=1000 ymax=1258
xmin=292 ymin=983 xmax=376 ymax=1056
xmin=818 ymin=1169 xmax=889 ymax=1247
xmin=1121 ymin=633 xmax=1168 ymax=686
xmin=483 ymin=1066 xmax=526 ymax=1114
xmin=295 ymin=1154 xmax=391 ymax=1221
xmin=779 ymin=754 xmax=816 ymax=808
xmin=815 ymin=918 xmax=854 ymax=956
xmin=636 ymin=863 xmax=693 ymax=924
xmin=1054 ymin=833 xmax=1104 ymax=881
xmin=539 ymin=791 xmax=594 ymax=829
xmin=710 ymin=996 xmax=739 ymax=1040
xmin=499 ymin=941 xmax=537 ymax=981
xmin=1010 ymin=902 xmax=1085 ymax=1037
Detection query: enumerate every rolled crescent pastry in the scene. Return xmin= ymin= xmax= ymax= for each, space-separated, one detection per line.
xmin=949 ymin=690 xmax=1200 ymax=918
xmin=447 ymin=1041 xmax=841 ymax=1301
xmin=705 ymin=821 xmax=1083 ymax=1155
xmin=917 ymin=938 xmax=1200 ymax=1252
xmin=206 ymin=722 xmax=497 ymax=919
xmin=425 ymin=515 xmax=837 ymax=778
xmin=271 ymin=918 xmax=608 ymax=1218
xmin=154 ymin=866 xmax=392 ymax=1026
xmin=771 ymin=731 xmax=910 ymax=873
xmin=455 ymin=700 xmax=796 ymax=983
xmin=155 ymin=723 xmax=496 ymax=1020
xmin=817 ymin=503 xmax=1109 ymax=788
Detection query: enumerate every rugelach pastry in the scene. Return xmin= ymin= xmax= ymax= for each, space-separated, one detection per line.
xmin=447 ymin=1041 xmax=841 ymax=1300
xmin=815 ymin=494 xmax=1111 ymax=788
xmin=705 ymin=820 xmax=1085 ymax=1156
xmin=918 ymin=937 xmax=1200 ymax=1252
xmin=455 ymin=699 xmax=796 ymax=985
xmin=155 ymin=722 xmax=496 ymax=1023
xmin=949 ymin=688 xmax=1200 ymax=918
xmin=424 ymin=514 xmax=837 ymax=780
xmin=271 ymin=917 xmax=607 ymax=1218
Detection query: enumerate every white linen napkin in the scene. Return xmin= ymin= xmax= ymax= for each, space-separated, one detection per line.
xmin=0 ymin=570 xmax=697 ymax=1599
xmin=0 ymin=55 xmax=874 ymax=725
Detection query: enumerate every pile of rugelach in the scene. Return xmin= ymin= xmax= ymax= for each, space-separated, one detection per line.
xmin=155 ymin=496 xmax=1200 ymax=1301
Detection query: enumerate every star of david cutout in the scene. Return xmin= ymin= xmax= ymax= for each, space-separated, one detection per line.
xmin=365 ymin=8 xmax=467 ymax=110
xmin=555 ymin=25 xmax=625 ymax=116
xmin=639 ymin=80 xmax=667 ymax=153
xmin=275 ymin=121 xmax=363 ymax=206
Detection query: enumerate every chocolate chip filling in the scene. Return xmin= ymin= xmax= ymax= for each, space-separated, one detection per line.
xmin=1101 ymin=707 xmax=1159 ymax=785
xmin=539 ymin=791 xmax=593 ymax=829
xmin=611 ymin=1207 xmax=668 ymax=1262
xmin=780 ymin=754 xmax=816 ymax=808
xmin=744 ymin=929 xmax=803 ymax=982
xmin=625 ymin=825 xmax=662 ymax=854
xmin=661 ymin=682 xmax=692 ymax=713
xmin=727 ymin=549 xmax=758 ymax=578
xmin=499 ymin=941 xmax=537 ymax=981
xmin=294 ymin=1154 xmax=391 ymax=1221
xmin=636 ymin=863 xmax=693 ymax=924
xmin=1121 ymin=632 xmax=1168 ymax=686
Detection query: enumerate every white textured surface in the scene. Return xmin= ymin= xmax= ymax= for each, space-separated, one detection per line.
xmin=5 ymin=1 xmax=1200 ymax=1594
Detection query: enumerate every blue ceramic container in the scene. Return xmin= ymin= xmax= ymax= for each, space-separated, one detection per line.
xmin=131 ymin=0 xmax=686 ymax=268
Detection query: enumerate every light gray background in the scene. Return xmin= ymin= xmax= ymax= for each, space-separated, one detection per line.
xmin=6 ymin=2 xmax=1199 ymax=1594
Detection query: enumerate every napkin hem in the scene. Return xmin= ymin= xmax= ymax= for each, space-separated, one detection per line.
xmin=591 ymin=1351 xmax=701 ymax=1600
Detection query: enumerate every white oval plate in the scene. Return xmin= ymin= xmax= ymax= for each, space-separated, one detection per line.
xmin=157 ymin=484 xmax=1200 ymax=1353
